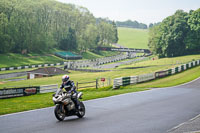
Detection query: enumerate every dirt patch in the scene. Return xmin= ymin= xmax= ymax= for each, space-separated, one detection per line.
xmin=0 ymin=82 xmax=4 ymax=84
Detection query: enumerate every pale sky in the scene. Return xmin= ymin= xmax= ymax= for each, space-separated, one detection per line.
xmin=57 ymin=0 xmax=199 ymax=25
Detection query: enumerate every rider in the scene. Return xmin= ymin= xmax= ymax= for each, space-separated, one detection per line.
xmin=60 ymin=75 xmax=80 ymax=110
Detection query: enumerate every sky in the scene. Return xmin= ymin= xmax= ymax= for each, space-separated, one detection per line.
xmin=57 ymin=0 xmax=200 ymax=25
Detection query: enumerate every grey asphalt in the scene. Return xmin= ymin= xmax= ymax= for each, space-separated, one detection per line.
xmin=0 ymin=78 xmax=200 ymax=133
xmin=93 ymin=57 xmax=147 ymax=69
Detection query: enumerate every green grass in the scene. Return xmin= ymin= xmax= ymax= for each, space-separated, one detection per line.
xmin=0 ymin=51 xmax=119 ymax=68
xmin=0 ymin=54 xmax=200 ymax=89
xmin=1 ymin=64 xmax=200 ymax=115
xmin=117 ymin=27 xmax=149 ymax=49
xmin=81 ymin=51 xmax=119 ymax=59
xmin=0 ymin=86 xmax=146 ymax=115
xmin=122 ymin=65 xmax=200 ymax=89
xmin=0 ymin=53 xmax=64 ymax=68
xmin=82 ymin=51 xmax=102 ymax=59
xmin=118 ymin=54 xmax=200 ymax=69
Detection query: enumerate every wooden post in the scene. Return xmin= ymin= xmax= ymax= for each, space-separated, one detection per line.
xmin=96 ymin=79 xmax=98 ymax=89
xmin=76 ymin=82 xmax=78 ymax=90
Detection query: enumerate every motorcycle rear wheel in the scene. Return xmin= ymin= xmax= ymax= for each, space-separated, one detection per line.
xmin=54 ymin=104 xmax=65 ymax=121
xmin=77 ymin=102 xmax=85 ymax=118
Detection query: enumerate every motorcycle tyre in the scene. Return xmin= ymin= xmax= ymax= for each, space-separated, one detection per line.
xmin=77 ymin=102 xmax=85 ymax=118
xmin=54 ymin=104 xmax=65 ymax=121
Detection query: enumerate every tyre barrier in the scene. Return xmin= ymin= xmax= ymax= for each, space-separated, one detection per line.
xmin=113 ymin=59 xmax=200 ymax=89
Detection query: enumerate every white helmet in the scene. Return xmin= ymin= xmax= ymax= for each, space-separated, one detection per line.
xmin=62 ymin=75 xmax=69 ymax=82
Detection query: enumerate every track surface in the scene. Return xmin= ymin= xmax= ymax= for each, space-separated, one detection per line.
xmin=1 ymin=78 xmax=200 ymax=133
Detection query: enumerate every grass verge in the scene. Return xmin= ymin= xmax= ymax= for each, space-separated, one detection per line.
xmin=0 ymin=86 xmax=146 ymax=115
xmin=122 ymin=65 xmax=200 ymax=89
xmin=0 ymin=65 xmax=200 ymax=115
xmin=1 ymin=54 xmax=200 ymax=89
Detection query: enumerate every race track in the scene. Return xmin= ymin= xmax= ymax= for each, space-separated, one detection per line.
xmin=1 ymin=78 xmax=200 ymax=133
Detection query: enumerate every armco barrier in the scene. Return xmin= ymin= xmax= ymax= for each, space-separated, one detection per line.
xmin=113 ymin=59 xmax=200 ymax=89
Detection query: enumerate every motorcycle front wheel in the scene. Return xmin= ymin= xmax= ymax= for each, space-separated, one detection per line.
xmin=77 ymin=102 xmax=85 ymax=118
xmin=54 ymin=104 xmax=65 ymax=121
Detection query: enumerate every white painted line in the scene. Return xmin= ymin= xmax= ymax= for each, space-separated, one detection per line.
xmin=167 ymin=114 xmax=200 ymax=133
xmin=165 ymin=77 xmax=200 ymax=89
xmin=0 ymin=106 xmax=54 ymax=118
xmin=167 ymin=122 xmax=187 ymax=132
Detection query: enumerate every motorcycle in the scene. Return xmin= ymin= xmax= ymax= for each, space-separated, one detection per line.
xmin=52 ymin=87 xmax=85 ymax=121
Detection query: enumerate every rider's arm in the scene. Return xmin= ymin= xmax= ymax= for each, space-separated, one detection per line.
xmin=60 ymin=83 xmax=64 ymax=89
xmin=70 ymin=81 xmax=77 ymax=93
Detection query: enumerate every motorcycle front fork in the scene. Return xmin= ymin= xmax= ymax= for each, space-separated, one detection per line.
xmin=59 ymin=104 xmax=65 ymax=114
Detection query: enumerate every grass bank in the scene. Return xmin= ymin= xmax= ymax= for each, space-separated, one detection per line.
xmin=1 ymin=54 xmax=200 ymax=89
xmin=0 ymin=65 xmax=200 ymax=115
xmin=122 ymin=65 xmax=200 ymax=89
xmin=0 ymin=86 xmax=146 ymax=115
xmin=117 ymin=27 xmax=148 ymax=49
xmin=0 ymin=51 xmax=118 ymax=68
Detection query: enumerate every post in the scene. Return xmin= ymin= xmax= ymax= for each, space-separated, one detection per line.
xmin=96 ymin=79 xmax=98 ymax=89
xmin=76 ymin=82 xmax=78 ymax=90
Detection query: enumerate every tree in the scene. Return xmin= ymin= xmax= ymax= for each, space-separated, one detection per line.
xmin=148 ymin=10 xmax=190 ymax=57
xmin=59 ymin=27 xmax=77 ymax=51
xmin=184 ymin=8 xmax=200 ymax=54
xmin=116 ymin=20 xmax=147 ymax=29
xmin=0 ymin=0 xmax=117 ymax=54
xmin=112 ymin=21 xmax=118 ymax=43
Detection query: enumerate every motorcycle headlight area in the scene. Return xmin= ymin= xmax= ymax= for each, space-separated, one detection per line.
xmin=53 ymin=95 xmax=62 ymax=103
xmin=63 ymin=98 xmax=70 ymax=105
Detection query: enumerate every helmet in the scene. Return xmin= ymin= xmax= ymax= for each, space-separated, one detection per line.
xmin=62 ymin=75 xmax=69 ymax=82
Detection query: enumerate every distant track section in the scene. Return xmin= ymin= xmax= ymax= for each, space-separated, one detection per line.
xmin=96 ymin=47 xmax=151 ymax=53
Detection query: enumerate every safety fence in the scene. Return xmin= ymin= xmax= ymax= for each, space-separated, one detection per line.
xmin=0 ymin=77 xmax=111 ymax=99
xmin=113 ymin=59 xmax=200 ymax=89
xmin=40 ymin=84 xmax=58 ymax=93
xmin=76 ymin=78 xmax=111 ymax=89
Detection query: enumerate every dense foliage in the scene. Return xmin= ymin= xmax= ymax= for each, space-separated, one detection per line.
xmin=148 ymin=9 xmax=200 ymax=57
xmin=0 ymin=0 xmax=118 ymax=54
xmin=116 ymin=20 xmax=147 ymax=29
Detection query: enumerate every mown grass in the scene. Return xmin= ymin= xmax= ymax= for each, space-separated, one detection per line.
xmin=1 ymin=65 xmax=200 ymax=115
xmin=82 ymin=51 xmax=119 ymax=59
xmin=122 ymin=65 xmax=200 ymax=89
xmin=0 ymin=86 xmax=146 ymax=115
xmin=0 ymin=51 xmax=119 ymax=68
xmin=117 ymin=27 xmax=148 ymax=49
xmin=118 ymin=54 xmax=200 ymax=69
xmin=0 ymin=53 xmax=64 ymax=68
xmin=1 ymin=54 xmax=200 ymax=89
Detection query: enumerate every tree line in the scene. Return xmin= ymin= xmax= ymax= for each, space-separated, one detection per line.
xmin=148 ymin=9 xmax=200 ymax=58
xmin=0 ymin=0 xmax=118 ymax=54
xmin=116 ymin=20 xmax=147 ymax=29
